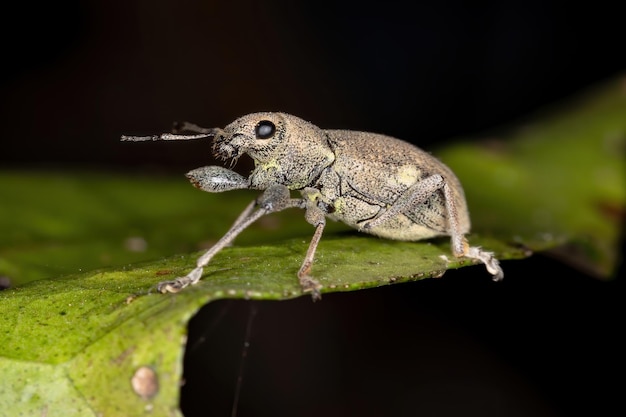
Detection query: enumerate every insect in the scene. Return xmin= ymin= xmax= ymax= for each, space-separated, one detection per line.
xmin=122 ymin=112 xmax=503 ymax=299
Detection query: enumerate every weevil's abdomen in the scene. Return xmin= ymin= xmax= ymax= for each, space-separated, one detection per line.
xmin=316 ymin=130 xmax=471 ymax=241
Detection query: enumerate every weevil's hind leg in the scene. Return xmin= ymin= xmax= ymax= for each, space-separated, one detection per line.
xmin=362 ymin=174 xmax=503 ymax=281
xmin=360 ymin=174 xmax=446 ymax=230
xmin=158 ymin=185 xmax=305 ymax=293
xmin=441 ymin=182 xmax=504 ymax=281
xmin=465 ymin=246 xmax=503 ymax=280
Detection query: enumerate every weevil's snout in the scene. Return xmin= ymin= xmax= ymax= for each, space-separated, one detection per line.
xmin=211 ymin=130 xmax=243 ymax=163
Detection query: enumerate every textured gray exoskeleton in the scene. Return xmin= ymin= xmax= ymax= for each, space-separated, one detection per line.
xmin=122 ymin=113 xmax=503 ymax=299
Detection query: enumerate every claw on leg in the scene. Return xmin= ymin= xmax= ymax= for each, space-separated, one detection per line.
xmin=463 ymin=246 xmax=504 ymax=281
xmin=297 ymin=248 xmax=323 ymax=301
xmin=157 ymin=266 xmax=204 ymax=293
xmin=298 ymin=272 xmax=323 ymax=301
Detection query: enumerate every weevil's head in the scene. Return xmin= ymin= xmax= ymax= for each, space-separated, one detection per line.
xmin=212 ymin=112 xmax=335 ymax=190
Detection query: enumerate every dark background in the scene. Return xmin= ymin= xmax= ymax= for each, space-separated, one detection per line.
xmin=2 ymin=1 xmax=625 ymax=169
xmin=1 ymin=1 xmax=624 ymax=416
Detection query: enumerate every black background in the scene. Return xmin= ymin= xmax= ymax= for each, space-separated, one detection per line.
xmin=2 ymin=1 xmax=625 ymax=169
xmin=1 ymin=1 xmax=624 ymax=416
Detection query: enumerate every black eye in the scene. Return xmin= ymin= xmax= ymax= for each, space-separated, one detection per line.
xmin=255 ymin=120 xmax=276 ymax=139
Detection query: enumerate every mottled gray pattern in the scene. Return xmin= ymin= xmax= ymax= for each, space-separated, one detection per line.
xmin=123 ymin=112 xmax=502 ymax=297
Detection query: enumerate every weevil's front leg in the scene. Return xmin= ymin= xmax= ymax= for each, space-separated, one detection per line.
xmin=156 ymin=202 xmax=264 ymax=293
xmin=157 ymin=185 xmax=305 ymax=293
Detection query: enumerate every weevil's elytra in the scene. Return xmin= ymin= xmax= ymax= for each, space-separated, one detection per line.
xmin=121 ymin=112 xmax=503 ymax=299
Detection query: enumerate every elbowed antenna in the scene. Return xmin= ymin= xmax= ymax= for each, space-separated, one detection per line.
xmin=172 ymin=121 xmax=217 ymax=134
xmin=121 ymin=133 xmax=214 ymax=141
xmin=121 ymin=122 xmax=223 ymax=142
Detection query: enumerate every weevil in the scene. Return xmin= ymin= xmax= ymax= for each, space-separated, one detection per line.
xmin=122 ymin=112 xmax=503 ymax=299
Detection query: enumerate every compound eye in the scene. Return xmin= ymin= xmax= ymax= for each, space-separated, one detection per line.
xmin=255 ymin=120 xmax=276 ymax=139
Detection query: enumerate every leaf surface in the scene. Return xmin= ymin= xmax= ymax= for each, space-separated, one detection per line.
xmin=1 ymin=75 xmax=624 ymax=416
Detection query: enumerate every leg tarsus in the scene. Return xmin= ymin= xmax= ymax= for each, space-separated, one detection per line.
xmin=464 ymin=246 xmax=504 ymax=281
xmin=298 ymin=252 xmax=323 ymax=300
xmin=299 ymin=273 xmax=323 ymax=301
xmin=157 ymin=266 xmax=204 ymax=293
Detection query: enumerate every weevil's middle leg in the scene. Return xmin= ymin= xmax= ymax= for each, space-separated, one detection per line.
xmin=297 ymin=204 xmax=327 ymax=300
xmin=157 ymin=185 xmax=305 ymax=293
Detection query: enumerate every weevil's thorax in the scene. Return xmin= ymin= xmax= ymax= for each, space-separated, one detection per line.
xmin=213 ymin=112 xmax=335 ymax=190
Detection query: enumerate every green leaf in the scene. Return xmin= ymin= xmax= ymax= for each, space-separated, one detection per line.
xmin=1 ymin=75 xmax=624 ymax=416
xmin=440 ymin=76 xmax=625 ymax=278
